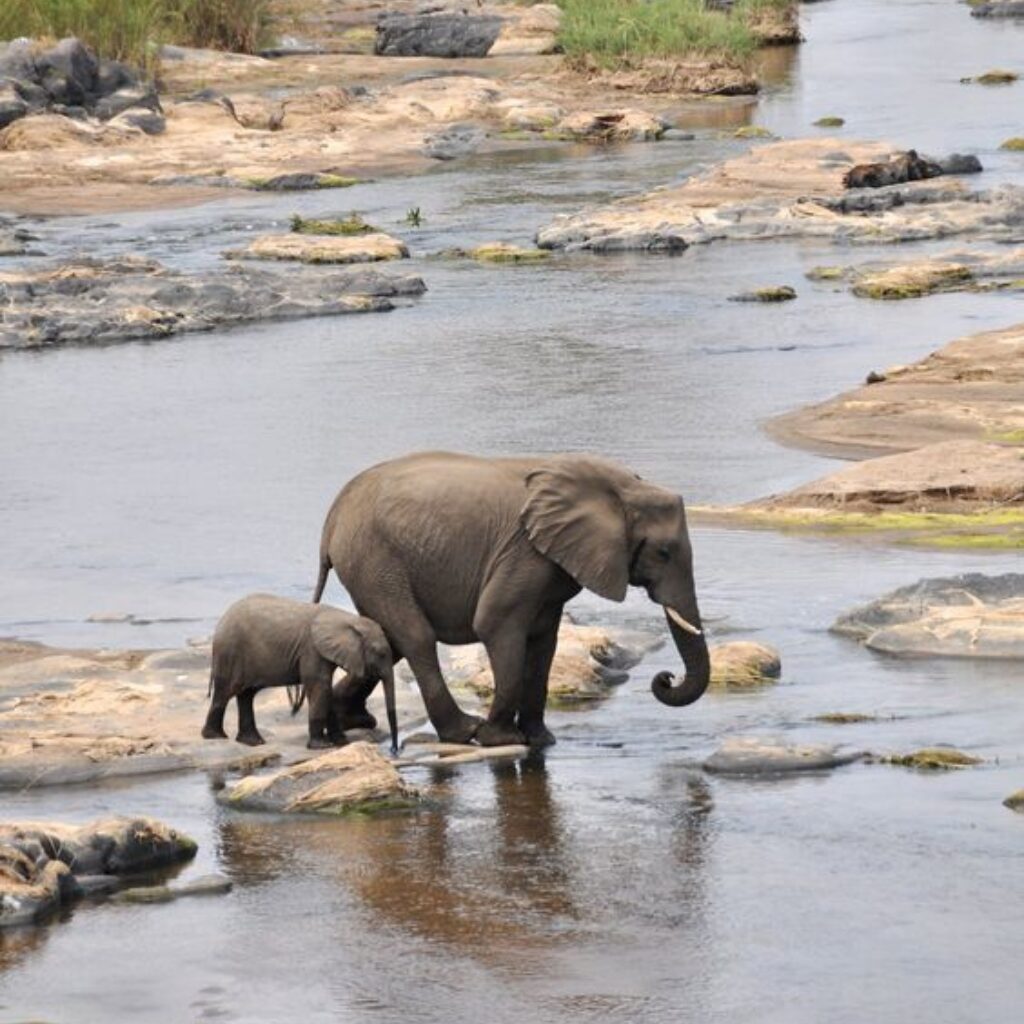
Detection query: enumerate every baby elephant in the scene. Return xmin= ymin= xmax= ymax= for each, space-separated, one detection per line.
xmin=201 ymin=594 xmax=398 ymax=751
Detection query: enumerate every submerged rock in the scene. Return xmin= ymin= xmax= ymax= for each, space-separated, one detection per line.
xmin=0 ymin=257 xmax=425 ymax=349
xmin=219 ymin=742 xmax=419 ymax=815
xmin=704 ymin=738 xmax=863 ymax=775
xmin=832 ymin=574 xmax=1024 ymax=659
xmin=729 ymin=285 xmax=796 ymax=302
xmin=469 ymin=242 xmax=549 ymax=263
xmin=113 ymin=873 xmax=232 ymax=904
xmin=375 ymin=12 xmax=504 ymax=58
xmin=228 ymin=232 xmax=409 ymax=264
xmin=851 ymin=261 xmax=973 ymax=299
xmin=709 ymin=642 xmax=782 ymax=688
xmin=0 ymin=816 xmax=197 ymax=927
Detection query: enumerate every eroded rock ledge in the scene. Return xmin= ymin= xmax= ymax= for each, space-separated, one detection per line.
xmin=535 ymin=139 xmax=1002 ymax=252
xmin=0 ymin=257 xmax=426 ymax=349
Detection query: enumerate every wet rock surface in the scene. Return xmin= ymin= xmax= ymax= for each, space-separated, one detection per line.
xmin=770 ymin=320 xmax=1024 ymax=456
xmin=833 ymin=574 xmax=1024 ymax=659
xmin=536 ymin=139 xmax=1009 ymax=252
xmin=709 ymin=642 xmax=782 ymax=688
xmin=219 ymin=742 xmax=420 ymax=814
xmin=0 ymin=257 xmax=425 ymax=349
xmin=704 ymin=738 xmax=863 ymax=775
xmin=448 ymin=619 xmax=661 ymax=704
xmin=0 ymin=816 xmax=197 ymax=927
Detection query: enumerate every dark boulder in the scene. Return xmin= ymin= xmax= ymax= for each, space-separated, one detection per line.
xmin=35 ymin=37 xmax=99 ymax=106
xmin=0 ymin=81 xmax=28 ymax=128
xmin=935 ymin=153 xmax=983 ymax=175
xmin=94 ymin=84 xmax=161 ymax=121
xmin=375 ymin=12 xmax=504 ymax=58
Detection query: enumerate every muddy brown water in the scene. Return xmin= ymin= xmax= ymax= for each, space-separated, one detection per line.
xmin=1 ymin=1 xmax=1023 ymax=1020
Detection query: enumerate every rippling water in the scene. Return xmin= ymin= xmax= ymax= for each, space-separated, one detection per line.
xmin=1 ymin=1 xmax=1023 ymax=1020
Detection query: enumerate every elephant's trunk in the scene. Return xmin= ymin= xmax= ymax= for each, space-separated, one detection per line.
xmin=650 ymin=605 xmax=711 ymax=708
xmin=381 ymin=662 xmax=399 ymax=755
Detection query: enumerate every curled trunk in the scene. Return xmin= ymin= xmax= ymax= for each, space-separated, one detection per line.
xmin=650 ymin=607 xmax=711 ymax=707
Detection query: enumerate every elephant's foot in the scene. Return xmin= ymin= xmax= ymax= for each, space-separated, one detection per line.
xmin=475 ymin=720 xmax=526 ymax=747
xmin=520 ymin=721 xmax=556 ymax=749
xmin=308 ymin=735 xmax=344 ymax=750
xmin=236 ymin=730 xmax=266 ymax=747
xmin=436 ymin=712 xmax=484 ymax=745
xmin=338 ymin=709 xmax=377 ymax=732
xmin=201 ymin=724 xmax=228 ymax=740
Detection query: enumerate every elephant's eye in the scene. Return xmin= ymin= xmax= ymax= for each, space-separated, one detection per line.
xmin=656 ymin=544 xmax=672 ymax=561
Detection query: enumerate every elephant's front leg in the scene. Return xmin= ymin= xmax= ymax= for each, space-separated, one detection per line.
xmin=305 ymin=673 xmax=340 ymax=750
xmin=517 ymin=621 xmax=560 ymax=749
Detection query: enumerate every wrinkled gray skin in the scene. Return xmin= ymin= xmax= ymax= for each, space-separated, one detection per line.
xmin=314 ymin=452 xmax=710 ymax=749
xmin=201 ymin=594 xmax=397 ymax=751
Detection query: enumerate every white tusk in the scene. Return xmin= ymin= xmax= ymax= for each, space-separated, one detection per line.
xmin=666 ymin=607 xmax=702 ymax=636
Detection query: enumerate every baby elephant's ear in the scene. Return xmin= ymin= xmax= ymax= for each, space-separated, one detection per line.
xmin=310 ymin=611 xmax=366 ymax=680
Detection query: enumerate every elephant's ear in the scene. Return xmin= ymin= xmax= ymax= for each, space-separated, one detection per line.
xmin=520 ymin=456 xmax=632 ymax=602
xmin=310 ymin=612 xmax=366 ymax=679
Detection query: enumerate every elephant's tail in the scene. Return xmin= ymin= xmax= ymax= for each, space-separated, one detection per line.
xmin=312 ymin=552 xmax=330 ymax=604
xmin=207 ymin=668 xmax=214 ymax=699
xmin=287 ymin=685 xmax=306 ymax=715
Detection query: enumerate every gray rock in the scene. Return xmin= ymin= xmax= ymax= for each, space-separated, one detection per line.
xmin=110 ymin=108 xmax=165 ymax=135
xmin=114 ymin=872 xmax=232 ymax=903
xmin=832 ymin=573 xmax=1024 ymax=659
xmin=971 ymin=0 xmax=1024 ymax=16
xmin=935 ymin=153 xmax=983 ymax=175
xmin=375 ymin=12 xmax=503 ymax=58
xmin=0 ymin=80 xmax=28 ymax=128
xmin=0 ymin=39 xmax=38 ymax=83
xmin=0 ymin=257 xmax=425 ymax=350
xmin=96 ymin=58 xmax=138 ymax=96
xmin=704 ymin=738 xmax=864 ymax=776
xmin=94 ymin=84 xmax=160 ymax=121
xmin=423 ymin=122 xmax=485 ymax=160
xmin=36 ymin=37 xmax=99 ymax=106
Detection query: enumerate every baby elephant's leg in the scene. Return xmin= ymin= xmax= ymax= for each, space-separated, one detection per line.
xmin=332 ymin=675 xmax=378 ymax=732
xmin=235 ymin=689 xmax=265 ymax=746
xmin=306 ymin=674 xmax=339 ymax=750
xmin=202 ymin=675 xmax=230 ymax=739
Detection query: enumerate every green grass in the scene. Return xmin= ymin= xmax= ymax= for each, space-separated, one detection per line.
xmin=555 ymin=0 xmax=773 ymax=67
xmin=291 ymin=213 xmax=377 ymax=236
xmin=0 ymin=0 xmax=275 ymax=71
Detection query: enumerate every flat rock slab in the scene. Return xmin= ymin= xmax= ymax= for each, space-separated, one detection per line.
xmin=759 ymin=440 xmax=1024 ymax=514
xmin=219 ymin=742 xmax=420 ymax=815
xmin=229 ymin=232 xmax=408 ymax=263
xmin=1 ymin=816 xmax=197 ymax=927
xmin=770 ymin=321 xmax=1024 ymax=457
xmin=704 ymin=738 xmax=863 ymax=776
xmin=535 ymin=138 xmax=1016 ymax=252
xmin=833 ymin=573 xmax=1024 ymax=659
xmin=0 ymin=256 xmax=425 ymax=349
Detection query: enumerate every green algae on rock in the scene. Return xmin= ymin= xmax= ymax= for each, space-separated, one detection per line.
xmin=733 ymin=125 xmax=774 ymax=139
xmin=852 ymin=263 xmax=973 ymax=299
xmin=729 ymin=285 xmax=796 ymax=302
xmin=965 ymin=69 xmax=1019 ymax=84
xmin=1000 ymin=137 xmax=1024 ymax=151
xmin=879 ymin=748 xmax=982 ymax=769
xmin=709 ymin=641 xmax=782 ymax=688
xmin=814 ymin=116 xmax=845 ymax=127
xmin=244 ymin=172 xmax=360 ymax=191
xmin=813 ymin=712 xmax=878 ymax=724
xmin=805 ymin=265 xmax=846 ymax=281
xmin=290 ymin=214 xmax=378 ymax=236
xmin=1003 ymin=790 xmax=1024 ymax=812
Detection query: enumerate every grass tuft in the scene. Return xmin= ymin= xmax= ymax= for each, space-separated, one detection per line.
xmin=554 ymin=0 xmax=790 ymax=67
xmin=0 ymin=0 xmax=275 ymax=72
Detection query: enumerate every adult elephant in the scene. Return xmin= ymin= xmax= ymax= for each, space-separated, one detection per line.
xmin=313 ymin=451 xmax=709 ymax=748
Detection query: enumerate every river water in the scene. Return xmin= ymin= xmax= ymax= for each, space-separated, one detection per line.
xmin=1 ymin=0 xmax=1022 ymax=1020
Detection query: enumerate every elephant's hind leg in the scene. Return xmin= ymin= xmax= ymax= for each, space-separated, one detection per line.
xmin=202 ymin=675 xmax=230 ymax=740
xmin=235 ymin=689 xmax=266 ymax=746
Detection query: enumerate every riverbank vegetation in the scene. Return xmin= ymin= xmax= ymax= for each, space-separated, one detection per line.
xmin=555 ymin=0 xmax=793 ymax=67
xmin=0 ymin=0 xmax=275 ymax=69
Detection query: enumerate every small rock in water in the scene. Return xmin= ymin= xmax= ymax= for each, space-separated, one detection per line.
xmin=814 ymin=116 xmax=845 ymax=127
xmin=704 ymin=738 xmax=863 ymax=775
xmin=709 ymin=642 xmax=782 ymax=688
xmin=87 ymin=612 xmax=136 ymax=623
xmin=1003 ymin=789 xmax=1024 ymax=812
xmin=114 ymin=872 xmax=232 ymax=904
xmin=729 ymin=285 xmax=796 ymax=303
xmin=877 ymin=748 xmax=982 ymax=770
xmin=734 ymin=125 xmax=774 ymax=139
xmin=470 ymin=242 xmax=549 ymax=264
xmin=812 ymin=712 xmax=878 ymax=725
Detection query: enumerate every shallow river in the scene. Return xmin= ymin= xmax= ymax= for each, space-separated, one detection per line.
xmin=1 ymin=1 xmax=1022 ymax=1021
